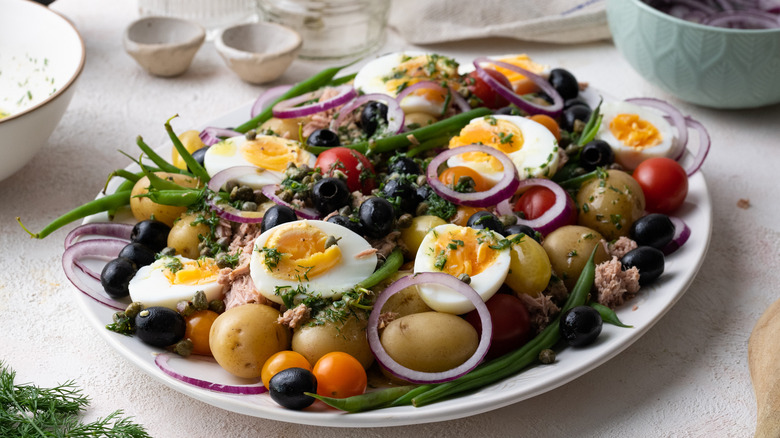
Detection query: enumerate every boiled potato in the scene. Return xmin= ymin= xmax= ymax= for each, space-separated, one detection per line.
xmin=542 ymin=225 xmax=610 ymax=290
xmin=576 ymin=169 xmax=645 ymax=241
xmin=292 ymin=313 xmax=374 ymax=369
xmin=380 ymin=312 xmax=478 ymax=373
xmin=400 ymin=215 xmax=446 ymax=255
xmin=130 ymin=172 xmax=200 ymax=227
xmin=167 ymin=213 xmax=210 ymax=258
xmin=378 ymin=274 xmax=433 ymax=317
xmin=209 ymin=304 xmax=290 ymax=378
xmin=505 ymin=233 xmax=552 ymax=297
xmin=258 ymin=117 xmax=308 ymax=141
xmin=404 ymin=112 xmax=438 ymax=129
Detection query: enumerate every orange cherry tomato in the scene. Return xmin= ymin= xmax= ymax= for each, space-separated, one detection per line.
xmin=450 ymin=205 xmax=486 ymax=226
xmin=514 ymin=78 xmax=541 ymax=96
xmin=528 ymin=114 xmax=561 ymax=141
xmin=261 ymin=350 xmax=312 ymax=389
xmin=312 ymin=352 xmax=367 ymax=399
xmin=184 ymin=310 xmax=219 ymax=356
xmin=438 ymin=166 xmax=490 ymax=192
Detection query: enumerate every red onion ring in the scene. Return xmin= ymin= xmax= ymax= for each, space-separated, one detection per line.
xmin=200 ymin=127 xmax=242 ymax=147
xmin=367 ymin=272 xmax=492 ymax=384
xmin=251 ymin=85 xmax=293 ymax=118
xmin=682 ymin=116 xmax=711 ymax=176
xmin=625 ymin=97 xmax=689 ymax=160
xmin=261 ymin=184 xmax=321 ymax=220
xmin=272 ymin=85 xmax=356 ymax=119
xmin=154 ymin=353 xmax=267 ymax=394
xmin=496 ymin=178 xmax=577 ymax=236
xmin=64 ymin=222 xmax=133 ymax=249
xmin=663 ymin=216 xmax=691 ymax=255
xmin=426 ymin=144 xmax=520 ymax=208
xmin=329 ymin=93 xmax=405 ymax=135
xmin=472 ymin=57 xmax=563 ymax=118
xmin=62 ymin=239 xmax=128 ymax=311
xmin=395 ymin=81 xmax=471 ymax=115
xmin=206 ymin=166 xmax=270 ymax=224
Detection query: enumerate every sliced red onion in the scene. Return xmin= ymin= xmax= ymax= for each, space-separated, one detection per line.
xmin=472 ymin=57 xmax=563 ymax=118
xmin=155 ymin=353 xmax=267 ymax=394
xmin=682 ymin=116 xmax=711 ymax=176
xmin=367 ymin=272 xmax=492 ymax=384
xmin=395 ymin=81 xmax=471 ymax=115
xmin=62 ymin=239 xmax=128 ymax=311
xmin=200 ymin=127 xmax=242 ymax=146
xmin=329 ymin=93 xmax=405 ymax=135
xmin=499 ymin=179 xmax=577 ymax=236
xmin=427 ymin=144 xmax=520 ymax=208
xmin=64 ymin=222 xmax=133 ymax=249
xmin=626 ymin=97 xmax=689 ymax=160
xmin=663 ymin=216 xmax=691 ymax=255
xmin=272 ymin=85 xmax=356 ymax=119
xmin=703 ymin=9 xmax=780 ymax=27
xmin=206 ymin=166 xmax=269 ymax=224
xmin=261 ymin=184 xmax=321 ymax=220
xmin=251 ymin=85 xmax=293 ymax=118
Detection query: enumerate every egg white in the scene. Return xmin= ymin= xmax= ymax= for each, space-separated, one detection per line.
xmin=128 ymin=255 xmax=224 ymax=310
xmin=595 ymin=101 xmax=677 ymax=170
xmin=249 ymin=219 xmax=377 ymax=305
xmin=413 ymin=224 xmax=511 ymax=314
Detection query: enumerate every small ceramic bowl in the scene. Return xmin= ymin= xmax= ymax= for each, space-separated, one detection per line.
xmin=124 ymin=16 xmax=205 ymax=77
xmin=215 ymin=22 xmax=302 ymax=84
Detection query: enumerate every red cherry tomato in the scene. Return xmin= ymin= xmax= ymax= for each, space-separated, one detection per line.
xmin=314 ymin=147 xmax=376 ymax=195
xmin=464 ymin=293 xmax=532 ymax=360
xmin=632 ymin=157 xmax=688 ymax=214
xmin=467 ymin=69 xmax=511 ymax=109
xmin=514 ymin=186 xmax=557 ymax=220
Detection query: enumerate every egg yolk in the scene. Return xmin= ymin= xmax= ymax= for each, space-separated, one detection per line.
xmin=162 ymin=258 xmax=221 ymax=286
xmin=491 ymin=55 xmax=546 ymax=85
xmin=448 ymin=118 xmax=524 ymax=171
xmin=429 ymin=227 xmax=500 ymax=278
xmin=609 ymin=113 xmax=662 ymax=150
xmin=241 ymin=137 xmax=310 ymax=172
xmin=384 ymin=54 xmax=459 ymax=102
xmin=263 ymin=222 xmax=342 ymax=282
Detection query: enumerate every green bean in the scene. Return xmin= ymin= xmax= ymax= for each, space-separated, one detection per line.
xmin=406 ymin=133 xmax=453 ymax=158
xmin=305 ymin=385 xmax=416 ymax=413
xmin=138 ymin=161 xmax=193 ymax=192
xmin=234 ymin=63 xmax=356 ymax=133
xmin=327 ymin=72 xmax=357 ymax=87
xmin=590 ymin=302 xmax=633 ymax=328
xmin=138 ymin=188 xmax=204 ymax=207
xmin=107 ymin=177 xmax=139 ymax=219
xmin=358 ymin=248 xmax=403 ymax=289
xmin=389 ymin=384 xmax=433 ymax=407
xmin=165 ymin=115 xmax=210 ymax=182
xmin=17 ymin=191 xmax=132 ymax=239
xmin=576 ymin=99 xmax=603 ymax=147
xmin=557 ymin=168 xmax=599 ymax=190
xmin=135 ymin=136 xmax=185 ymax=175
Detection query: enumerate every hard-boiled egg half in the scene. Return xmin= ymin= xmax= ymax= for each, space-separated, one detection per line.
xmin=249 ymin=220 xmax=377 ymax=305
xmin=203 ymin=134 xmax=316 ymax=189
xmin=413 ymin=224 xmax=511 ymax=314
xmin=462 ymin=54 xmax=548 ymax=92
xmin=128 ymin=255 xmax=224 ymax=309
xmin=595 ymin=101 xmax=677 ymax=170
xmin=353 ymin=51 xmax=460 ymax=116
xmin=447 ymin=114 xmax=559 ymax=184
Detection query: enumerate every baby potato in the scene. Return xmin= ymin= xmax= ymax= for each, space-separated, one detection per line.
xmin=130 ymin=172 xmax=200 ymax=227
xmin=167 ymin=213 xmax=210 ymax=258
xmin=505 ymin=233 xmax=552 ymax=297
xmin=543 ymin=225 xmax=610 ymax=290
xmin=171 ymin=129 xmax=206 ymax=170
xmin=292 ymin=313 xmax=374 ymax=369
xmin=378 ymin=275 xmax=433 ymax=317
xmin=380 ymin=312 xmax=478 ymax=373
xmin=209 ymin=304 xmax=290 ymax=379
xmin=400 ymin=215 xmax=446 ymax=256
xmin=258 ymin=117 xmax=308 ymax=141
xmin=404 ymin=112 xmax=438 ymax=129
xmin=576 ymin=169 xmax=645 ymax=241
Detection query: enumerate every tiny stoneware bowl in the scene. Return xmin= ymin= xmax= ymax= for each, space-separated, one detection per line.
xmin=215 ymin=22 xmax=302 ymax=84
xmin=0 ymin=0 xmax=85 ymax=183
xmin=606 ymin=0 xmax=780 ymax=109
xmin=124 ymin=16 xmax=205 ymax=77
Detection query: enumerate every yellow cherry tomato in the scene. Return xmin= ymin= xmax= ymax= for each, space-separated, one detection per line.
xmin=171 ymin=129 xmax=205 ymax=170
xmin=312 ymin=352 xmax=367 ymax=399
xmin=261 ymin=350 xmax=312 ymax=389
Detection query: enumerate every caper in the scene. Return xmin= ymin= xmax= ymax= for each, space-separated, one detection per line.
xmin=215 ymin=252 xmax=232 ymax=269
xmin=125 ymin=302 xmax=144 ymax=319
xmin=112 ymin=311 xmax=127 ymax=323
xmin=539 ymin=349 xmax=556 ymax=364
xmin=324 ymin=235 xmax=341 ymax=249
xmin=209 ymin=299 xmax=226 ymax=314
xmin=416 ymin=175 xmax=427 ymax=187
xmin=302 ymin=175 xmax=312 ymax=185
xmin=245 ymin=129 xmax=257 ymax=141
xmin=177 ymin=300 xmax=195 ymax=317
xmin=241 ymin=201 xmax=258 ymax=211
xmin=192 ymin=291 xmax=208 ymax=311
xmin=458 ymin=273 xmax=471 ymax=284
xmin=174 ymin=339 xmax=194 ymax=357
xmin=397 ymin=213 xmax=413 ymax=229
xmin=279 ymin=190 xmax=294 ymax=202
xmin=311 ymin=173 xmax=322 ymax=182
xmin=415 ymin=202 xmax=430 ymax=217
xmin=253 ymin=190 xmax=268 ymax=204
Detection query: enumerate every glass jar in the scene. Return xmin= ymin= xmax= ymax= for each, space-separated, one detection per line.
xmin=137 ymin=0 xmax=259 ymax=39
xmin=258 ymin=0 xmax=390 ymax=60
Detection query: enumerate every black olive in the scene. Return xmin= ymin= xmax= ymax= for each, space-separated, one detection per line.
xmin=580 ymin=139 xmax=615 ymax=171
xmin=494 ymin=105 xmax=523 ymax=116
xmin=311 ymin=177 xmax=351 ymax=215
xmin=261 ymin=205 xmax=298 ymax=233
xmin=388 ymin=156 xmax=421 ymax=175
xmin=559 ymin=305 xmax=602 ymax=347
xmin=326 ymin=215 xmax=364 ymax=235
xmin=564 ymin=96 xmax=590 ymax=110
xmin=630 ymin=214 xmax=675 ymax=250
xmin=100 ymin=257 xmax=137 ymax=299
xmin=118 ymin=242 xmax=156 ymax=267
xmin=134 ymin=306 xmax=186 ymax=348
xmin=359 ymin=197 xmax=395 ymax=238
xmin=360 ymin=101 xmax=388 ymax=137
xmin=269 ymin=368 xmax=317 ymax=410
xmin=621 ymin=246 xmax=665 ymax=285
xmin=548 ymin=68 xmax=580 ymax=101
xmin=189 ymin=146 xmax=210 ymax=172
xmin=306 ymin=129 xmax=340 ymax=147
xmin=503 ymin=224 xmax=542 ymax=243
xmin=382 ymin=179 xmax=421 ymax=215
xmin=466 ymin=211 xmax=504 ymax=235
xmin=560 ymin=104 xmax=592 ymax=132
xmin=130 ymin=220 xmax=171 ymax=252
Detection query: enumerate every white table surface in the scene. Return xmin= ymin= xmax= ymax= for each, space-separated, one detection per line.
xmin=2 ymin=0 xmax=779 ymax=436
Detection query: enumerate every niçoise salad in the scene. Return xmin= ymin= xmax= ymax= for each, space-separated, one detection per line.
xmin=20 ymin=52 xmax=710 ymax=413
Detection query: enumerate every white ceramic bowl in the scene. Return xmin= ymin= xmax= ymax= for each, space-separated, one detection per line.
xmin=0 ymin=0 xmax=85 ymax=182
xmin=215 ymin=22 xmax=302 ymax=84
xmin=123 ymin=16 xmax=206 ymax=77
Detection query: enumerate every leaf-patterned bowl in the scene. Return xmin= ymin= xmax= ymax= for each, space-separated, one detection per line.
xmin=606 ymin=0 xmax=780 ymax=109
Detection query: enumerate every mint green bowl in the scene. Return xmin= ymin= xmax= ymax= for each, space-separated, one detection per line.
xmin=606 ymin=0 xmax=780 ymax=109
